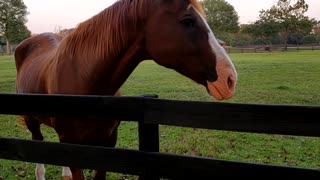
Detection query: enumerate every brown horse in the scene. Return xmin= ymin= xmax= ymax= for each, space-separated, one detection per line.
xmin=14 ymin=0 xmax=237 ymax=179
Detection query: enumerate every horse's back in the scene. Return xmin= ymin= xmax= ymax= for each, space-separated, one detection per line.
xmin=15 ymin=33 xmax=62 ymax=93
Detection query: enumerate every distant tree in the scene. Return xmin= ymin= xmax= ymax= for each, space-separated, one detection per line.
xmin=6 ymin=19 xmax=31 ymax=45
xmin=201 ymin=0 xmax=240 ymax=39
xmin=302 ymin=35 xmax=317 ymax=44
xmin=259 ymin=0 xmax=317 ymax=50
xmin=54 ymin=27 xmax=75 ymax=37
xmin=313 ymin=21 xmax=320 ymax=35
xmin=230 ymin=33 xmax=254 ymax=46
xmin=0 ymin=0 xmax=29 ymax=54
xmin=288 ymin=33 xmax=303 ymax=45
xmin=312 ymin=21 xmax=320 ymax=43
xmin=242 ymin=12 xmax=281 ymax=45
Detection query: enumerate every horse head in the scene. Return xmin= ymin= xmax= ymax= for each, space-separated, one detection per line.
xmin=144 ymin=0 xmax=237 ymax=100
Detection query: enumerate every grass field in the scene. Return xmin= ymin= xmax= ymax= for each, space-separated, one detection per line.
xmin=0 ymin=51 xmax=320 ymax=179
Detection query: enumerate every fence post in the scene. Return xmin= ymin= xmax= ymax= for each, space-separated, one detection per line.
xmin=139 ymin=94 xmax=160 ymax=180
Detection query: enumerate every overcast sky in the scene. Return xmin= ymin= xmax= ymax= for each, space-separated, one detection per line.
xmin=23 ymin=0 xmax=320 ymax=34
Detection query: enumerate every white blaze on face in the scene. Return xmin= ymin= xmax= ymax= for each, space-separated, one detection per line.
xmin=188 ymin=4 xmax=238 ymax=100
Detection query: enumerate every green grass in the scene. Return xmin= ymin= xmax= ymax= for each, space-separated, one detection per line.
xmin=0 ymin=51 xmax=320 ymax=179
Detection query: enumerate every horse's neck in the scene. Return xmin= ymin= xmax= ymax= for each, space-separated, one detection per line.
xmin=92 ymin=34 xmax=148 ymax=95
xmin=51 ymin=1 xmax=152 ymax=95
xmin=52 ymin=32 xmax=148 ymax=95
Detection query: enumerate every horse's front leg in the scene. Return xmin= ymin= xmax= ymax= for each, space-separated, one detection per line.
xmin=23 ymin=116 xmax=46 ymax=180
xmin=35 ymin=164 xmax=46 ymax=180
xmin=93 ymin=170 xmax=106 ymax=180
xmin=93 ymin=126 xmax=119 ymax=180
xmin=57 ymin=135 xmax=84 ymax=179
xmin=62 ymin=166 xmax=72 ymax=180
xmin=69 ymin=167 xmax=84 ymax=180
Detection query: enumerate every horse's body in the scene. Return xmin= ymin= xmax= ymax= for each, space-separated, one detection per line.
xmin=14 ymin=0 xmax=237 ymax=179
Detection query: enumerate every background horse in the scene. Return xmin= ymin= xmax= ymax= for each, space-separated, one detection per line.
xmin=14 ymin=0 xmax=237 ymax=179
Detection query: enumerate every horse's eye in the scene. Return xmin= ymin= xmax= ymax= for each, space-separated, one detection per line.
xmin=180 ymin=18 xmax=195 ymax=28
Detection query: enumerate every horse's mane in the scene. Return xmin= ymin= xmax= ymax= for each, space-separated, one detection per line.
xmin=55 ymin=0 xmax=205 ymax=61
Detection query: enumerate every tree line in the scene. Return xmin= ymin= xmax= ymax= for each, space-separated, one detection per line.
xmin=1 ymin=0 xmax=319 ymax=55
xmin=201 ymin=0 xmax=319 ymax=48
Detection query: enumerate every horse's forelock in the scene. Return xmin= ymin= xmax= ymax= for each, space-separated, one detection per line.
xmin=189 ymin=0 xmax=206 ymax=17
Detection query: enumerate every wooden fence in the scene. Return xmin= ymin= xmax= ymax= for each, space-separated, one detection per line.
xmin=226 ymin=45 xmax=320 ymax=54
xmin=0 ymin=93 xmax=320 ymax=178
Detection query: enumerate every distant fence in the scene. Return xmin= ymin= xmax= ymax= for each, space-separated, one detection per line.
xmin=226 ymin=45 xmax=320 ymax=54
xmin=0 ymin=93 xmax=320 ymax=178
xmin=2 ymin=45 xmax=319 ymax=56
xmin=0 ymin=45 xmax=18 ymax=55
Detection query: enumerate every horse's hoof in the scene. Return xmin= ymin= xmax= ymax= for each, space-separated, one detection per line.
xmin=63 ymin=176 xmax=72 ymax=180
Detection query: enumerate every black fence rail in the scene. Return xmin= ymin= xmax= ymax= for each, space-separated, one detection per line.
xmin=0 ymin=93 xmax=320 ymax=178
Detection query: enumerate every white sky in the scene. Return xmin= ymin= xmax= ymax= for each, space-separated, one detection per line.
xmin=23 ymin=0 xmax=320 ymax=34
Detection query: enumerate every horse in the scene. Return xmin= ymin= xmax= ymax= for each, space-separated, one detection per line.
xmin=14 ymin=0 xmax=237 ymax=179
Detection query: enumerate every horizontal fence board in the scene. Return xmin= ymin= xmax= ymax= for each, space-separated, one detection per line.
xmin=0 ymin=93 xmax=144 ymax=121
xmin=144 ymin=99 xmax=320 ymax=137
xmin=0 ymin=93 xmax=320 ymax=137
xmin=1 ymin=138 xmax=319 ymax=178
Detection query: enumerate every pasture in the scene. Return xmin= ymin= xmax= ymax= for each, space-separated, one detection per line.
xmin=0 ymin=51 xmax=320 ymax=179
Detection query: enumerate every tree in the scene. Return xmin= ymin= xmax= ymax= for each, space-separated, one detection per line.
xmin=230 ymin=32 xmax=254 ymax=46
xmin=288 ymin=33 xmax=303 ymax=45
xmin=7 ymin=19 xmax=31 ymax=44
xmin=302 ymin=35 xmax=317 ymax=44
xmin=260 ymin=0 xmax=316 ymax=50
xmin=201 ymin=0 xmax=240 ymax=40
xmin=0 ymin=0 xmax=29 ymax=54
xmin=242 ymin=14 xmax=281 ymax=45
xmin=312 ymin=21 xmax=320 ymax=44
xmin=313 ymin=21 xmax=320 ymax=35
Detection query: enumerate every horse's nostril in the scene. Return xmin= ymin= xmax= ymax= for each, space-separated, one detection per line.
xmin=227 ymin=76 xmax=233 ymax=89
